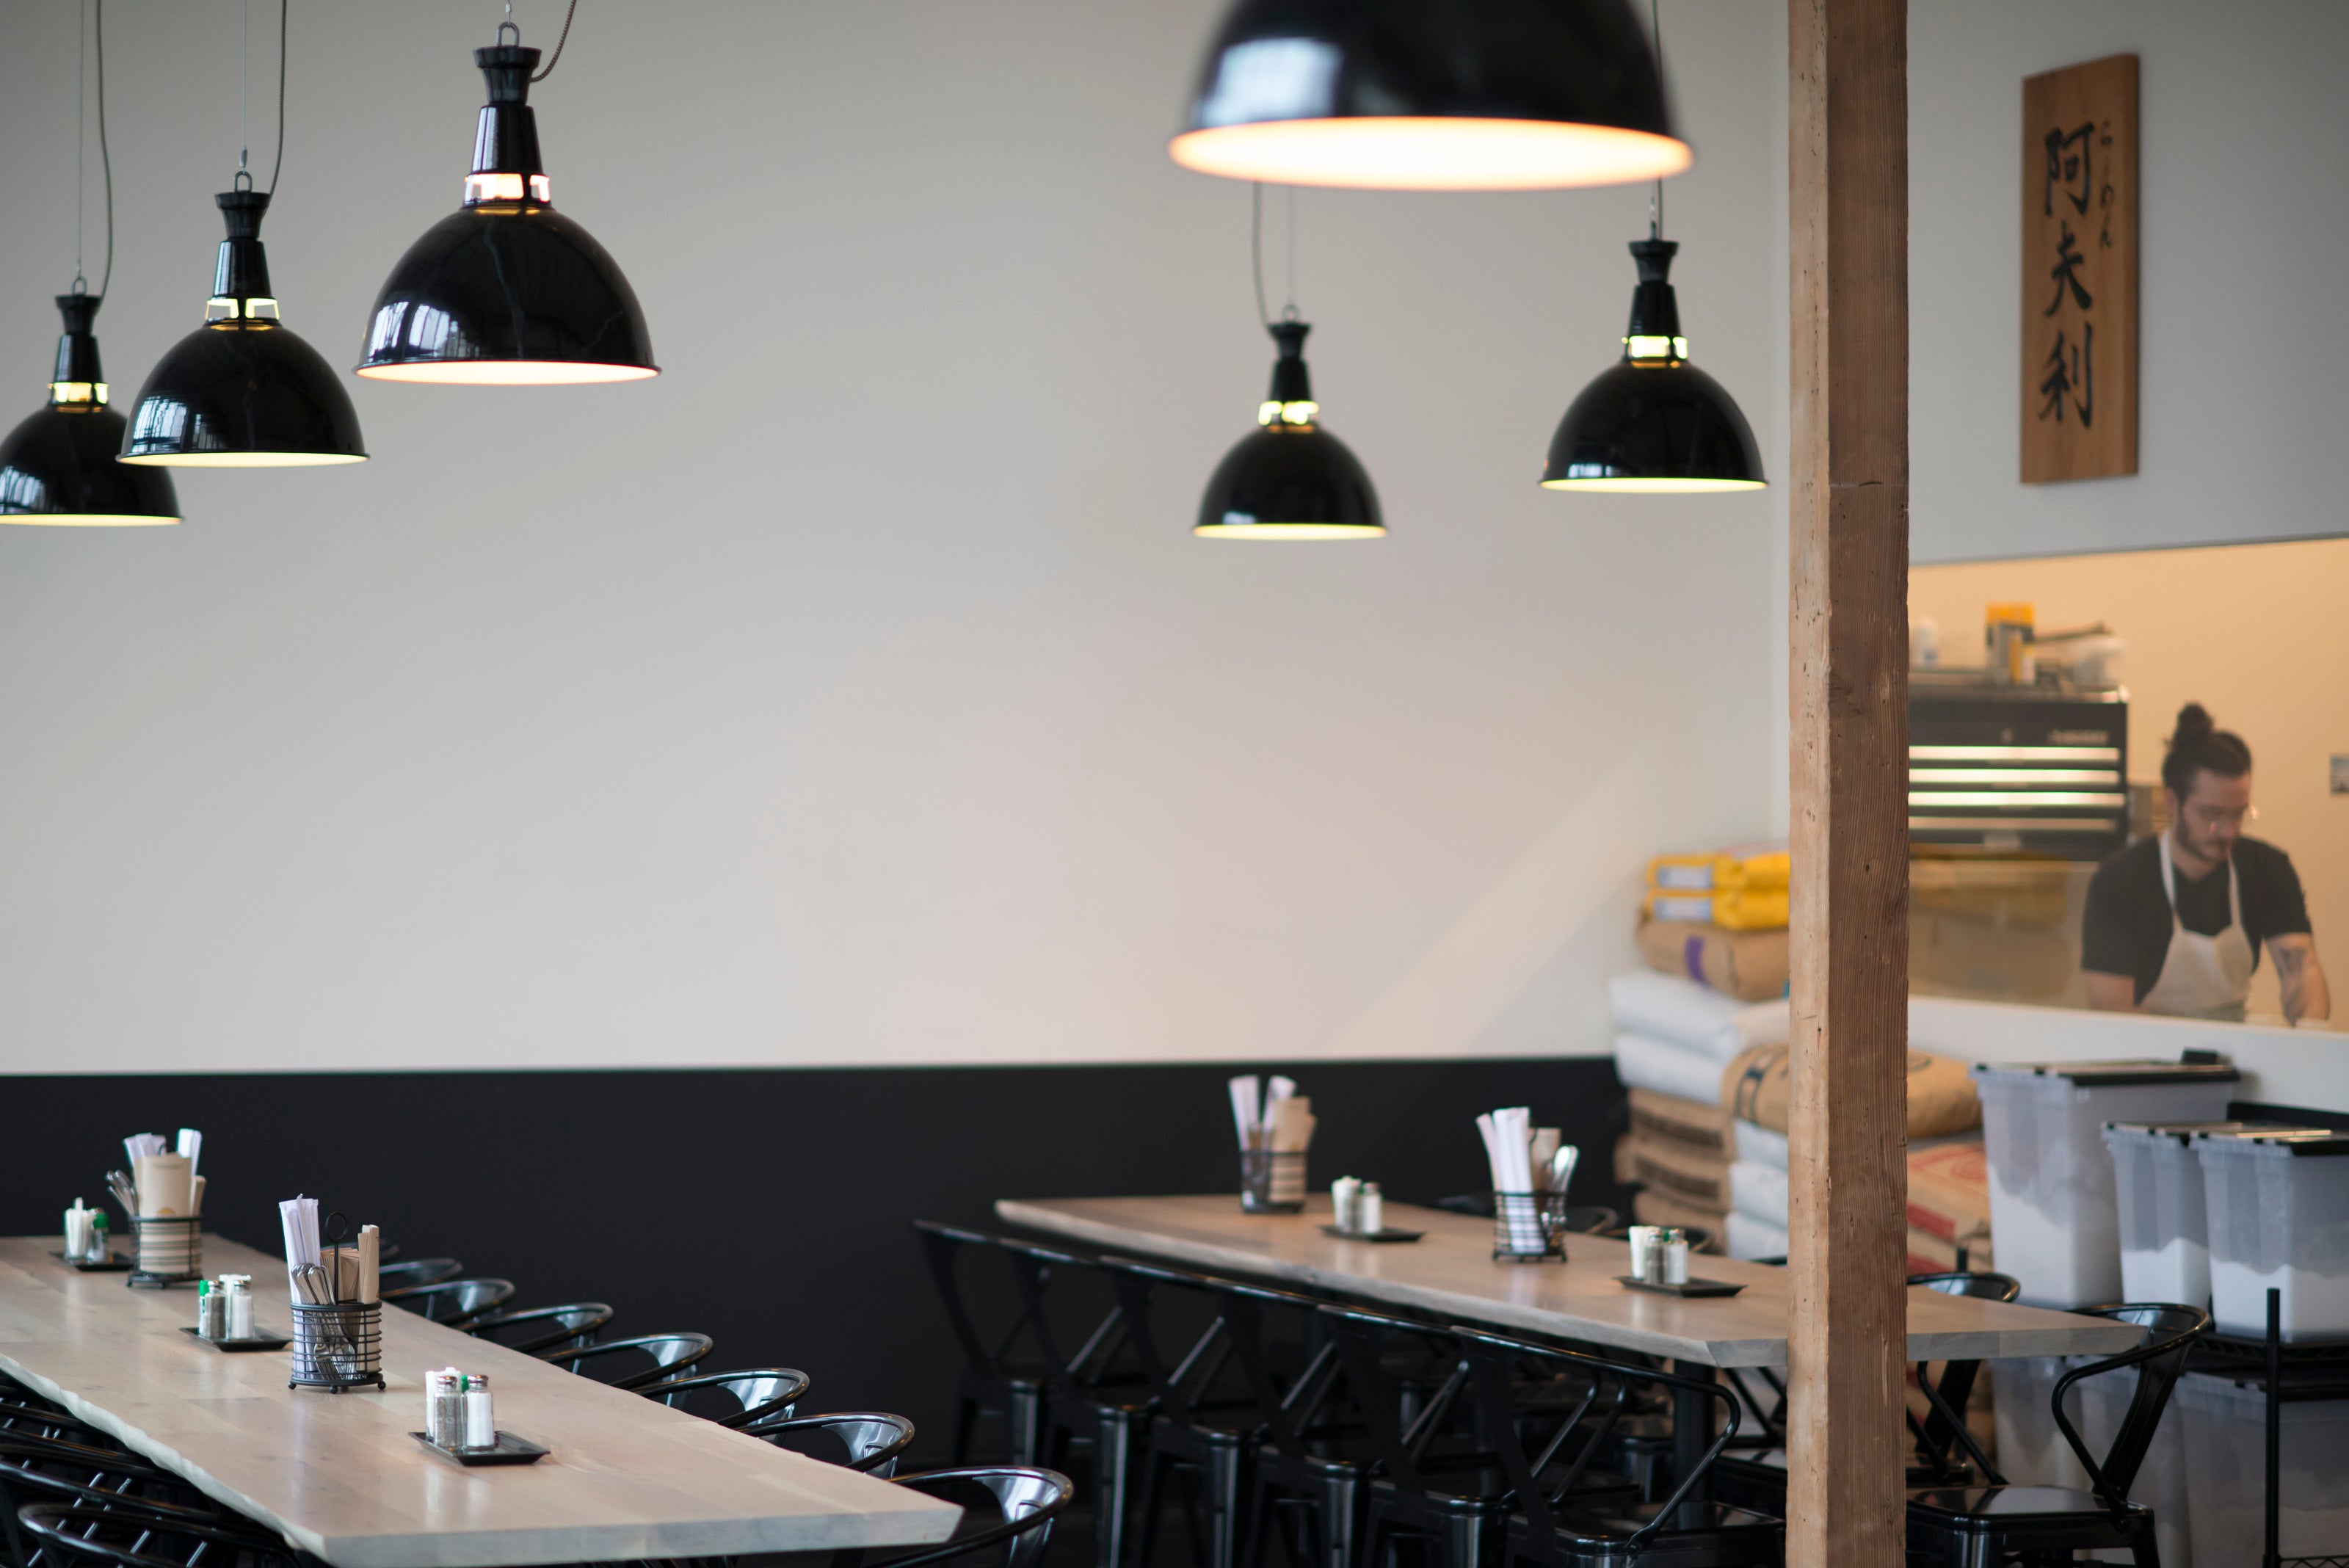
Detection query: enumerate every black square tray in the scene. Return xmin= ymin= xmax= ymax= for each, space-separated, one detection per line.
xmin=1615 ymin=1275 xmax=1746 ymax=1299
xmin=181 ymin=1326 xmax=291 ymax=1351
xmin=410 ymin=1431 xmax=548 ymax=1467
xmin=1318 ymin=1225 xmax=1425 ymax=1244
xmin=54 ymin=1252 xmax=133 ymax=1272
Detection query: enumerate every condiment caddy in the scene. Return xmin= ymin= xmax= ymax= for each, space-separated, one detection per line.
xmin=184 ymin=1274 xmax=291 ymax=1350
xmin=1321 ymin=1178 xmax=1423 ymax=1242
xmin=411 ymin=1368 xmax=544 ymax=1465
xmin=1614 ymin=1224 xmax=1744 ymax=1298
xmin=55 ymin=1200 xmax=127 ymax=1271
xmin=280 ymin=1198 xmax=386 ymax=1392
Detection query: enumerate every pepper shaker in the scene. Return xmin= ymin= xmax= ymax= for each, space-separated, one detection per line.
xmin=429 ymin=1368 xmax=467 ymax=1448
xmin=197 ymin=1280 xmax=227 ymax=1340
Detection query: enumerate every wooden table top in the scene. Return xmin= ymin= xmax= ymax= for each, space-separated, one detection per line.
xmin=0 ymin=1235 xmax=956 ymax=1568
xmin=995 ymin=1195 xmax=2143 ymax=1369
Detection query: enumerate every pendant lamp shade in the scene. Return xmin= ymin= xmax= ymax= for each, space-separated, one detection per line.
xmin=1171 ymin=0 xmax=1688 ymax=191
xmin=356 ymin=46 xmax=654 ymax=385
xmin=1542 ymin=238 xmax=1763 ymax=493
xmin=0 ymin=295 xmax=181 ymax=524
xmin=1197 ymin=322 xmax=1382 ymax=539
xmin=120 ymin=190 xmax=366 ymax=467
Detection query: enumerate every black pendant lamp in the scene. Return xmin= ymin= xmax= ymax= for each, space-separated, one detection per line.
xmin=1 ymin=295 xmax=181 ymax=524
xmin=0 ymin=1 xmax=178 ymax=525
xmin=1197 ymin=322 xmax=1382 ymax=540
xmin=1171 ymin=0 xmax=1688 ymax=191
xmin=356 ymin=10 xmax=655 ymax=385
xmin=120 ymin=3 xmax=365 ymax=468
xmin=1539 ymin=233 xmax=1762 ymax=493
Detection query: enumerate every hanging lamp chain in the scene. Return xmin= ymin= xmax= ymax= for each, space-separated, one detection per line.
xmin=75 ymin=0 xmax=86 ymax=293
xmin=498 ymin=0 xmax=580 ymax=80
xmin=1649 ymin=0 xmax=1664 ymax=240
xmin=1249 ymin=181 xmax=1303 ymax=336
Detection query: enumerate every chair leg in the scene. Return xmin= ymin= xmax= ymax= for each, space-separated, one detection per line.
xmin=1094 ymin=1410 xmax=1134 ymax=1568
xmin=1008 ymin=1387 xmax=1042 ymax=1467
xmin=1442 ymin=1513 xmax=1483 ymax=1568
xmin=2129 ymin=1526 xmax=2162 ymax=1568
xmin=1205 ymin=1445 xmax=1244 ymax=1568
xmin=1321 ymin=1475 xmax=1358 ymax=1568
xmin=1137 ymin=1451 xmax=1170 ymax=1568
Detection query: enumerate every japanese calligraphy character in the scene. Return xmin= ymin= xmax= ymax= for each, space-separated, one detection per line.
xmin=2046 ymin=222 xmax=2093 ymax=316
xmin=2038 ymin=322 xmax=2094 ymax=427
xmin=2044 ymin=122 xmax=2094 ymax=216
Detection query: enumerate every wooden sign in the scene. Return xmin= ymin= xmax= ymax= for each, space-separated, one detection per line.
xmin=2021 ymin=54 xmax=2137 ymax=483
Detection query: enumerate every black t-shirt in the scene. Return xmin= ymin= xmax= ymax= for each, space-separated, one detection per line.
xmin=2082 ymin=835 xmax=2312 ymax=1003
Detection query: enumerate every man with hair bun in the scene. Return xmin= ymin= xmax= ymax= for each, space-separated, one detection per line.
xmin=2083 ymin=703 xmax=2330 ymax=1023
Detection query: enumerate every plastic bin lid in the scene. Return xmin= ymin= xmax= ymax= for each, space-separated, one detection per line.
xmin=1972 ymin=1055 xmax=2240 ymax=1086
xmin=2104 ymin=1119 xmax=2317 ymax=1146
xmin=2210 ymin=1129 xmax=2349 ymax=1157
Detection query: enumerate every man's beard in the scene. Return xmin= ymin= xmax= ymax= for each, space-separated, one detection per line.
xmin=2180 ymin=824 xmax=2234 ymax=864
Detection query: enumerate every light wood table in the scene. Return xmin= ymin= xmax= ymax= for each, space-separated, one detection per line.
xmin=0 ymin=1235 xmax=957 ymax=1568
xmin=994 ymin=1195 xmax=2143 ymax=1368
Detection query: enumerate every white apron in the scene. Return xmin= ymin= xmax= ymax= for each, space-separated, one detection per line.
xmin=2138 ymin=832 xmax=2256 ymax=1022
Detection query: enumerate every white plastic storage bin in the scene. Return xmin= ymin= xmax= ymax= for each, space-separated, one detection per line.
xmin=1990 ymin=1354 xmax=2091 ymax=1489
xmin=2176 ymin=1372 xmax=2349 ymax=1568
xmin=1975 ymin=1060 xmax=2240 ymax=1308
xmin=2074 ymin=1354 xmax=2193 ymax=1568
xmin=2195 ymin=1130 xmax=2349 ymax=1340
xmin=2104 ymin=1122 xmax=2306 ymax=1309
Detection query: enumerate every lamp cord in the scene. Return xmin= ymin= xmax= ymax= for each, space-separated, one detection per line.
xmin=1649 ymin=0 xmax=1664 ymax=239
xmin=504 ymin=0 xmax=580 ymax=81
xmin=1249 ymin=181 xmax=1301 ymax=335
xmin=233 ymin=0 xmax=286 ymax=195
xmin=68 ymin=0 xmax=113 ymax=300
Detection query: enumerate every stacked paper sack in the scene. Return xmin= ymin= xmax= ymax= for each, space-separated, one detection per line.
xmin=1717 ymin=1037 xmax=1993 ymax=1271
xmin=1638 ymin=847 xmax=1791 ymax=1002
xmin=1608 ymin=971 xmax=1789 ymax=1239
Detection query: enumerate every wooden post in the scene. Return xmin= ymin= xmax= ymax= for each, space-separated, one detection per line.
xmin=1786 ymin=0 xmax=1910 ymax=1566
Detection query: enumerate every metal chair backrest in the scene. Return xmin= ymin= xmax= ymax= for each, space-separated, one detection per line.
xmin=1561 ymin=1206 xmax=1620 ymax=1235
xmin=465 ymin=1302 xmax=613 ymax=1355
xmin=1905 ymin=1271 xmax=2022 ymax=1478
xmin=1201 ymin=1274 xmax=1343 ymax=1452
xmin=2050 ymin=1303 xmax=2210 ymax=1509
xmin=0 ymin=1437 xmax=226 ymax=1568
xmin=749 ymin=1412 xmax=918 ymax=1476
xmin=15 ymin=1503 xmax=300 ymax=1568
xmin=1097 ymin=1255 xmax=1246 ymax=1431
xmin=641 ymin=1368 xmax=811 ymax=1429
xmin=1317 ymin=1305 xmax=1472 ymax=1499
xmin=856 ymin=1466 xmax=1074 ymax=1568
xmin=1454 ymin=1324 xmax=1741 ymax=1554
xmin=387 ymin=1277 xmax=515 ymax=1326
xmin=540 ymin=1332 xmax=714 ymax=1390
xmin=0 ymin=1399 xmax=119 ymax=1450
xmin=912 ymin=1223 xmax=1122 ymax=1398
xmin=375 ymin=1259 xmax=462 ymax=1296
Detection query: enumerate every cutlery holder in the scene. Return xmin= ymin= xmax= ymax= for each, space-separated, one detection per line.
xmin=1240 ymin=1149 xmax=1307 ymax=1213
xmin=128 ymin=1216 xmax=203 ymax=1287
xmin=1492 ymin=1191 xmax=1569 ymax=1262
xmin=289 ymin=1300 xmax=385 ymax=1392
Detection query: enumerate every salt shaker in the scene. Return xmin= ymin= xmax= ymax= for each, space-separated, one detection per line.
xmin=425 ymin=1369 xmax=454 ymax=1445
xmin=1357 ymin=1183 xmax=1384 ymax=1236
xmin=1330 ymin=1177 xmax=1361 ymax=1234
xmin=221 ymin=1274 xmax=253 ymax=1339
xmin=1626 ymin=1225 xmax=1658 ymax=1282
xmin=64 ymin=1205 xmax=92 ymax=1263
xmin=1659 ymin=1230 xmax=1691 ymax=1286
xmin=462 ymin=1373 xmax=495 ymax=1449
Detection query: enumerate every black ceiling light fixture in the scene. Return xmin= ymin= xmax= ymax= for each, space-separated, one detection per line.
xmin=355 ymin=1 xmax=656 ymax=385
xmin=1195 ymin=185 xmax=1382 ymax=540
xmin=1540 ymin=0 xmax=1762 ymax=494
xmin=0 ymin=0 xmax=180 ymax=525
xmin=120 ymin=0 xmax=365 ymax=468
xmin=1170 ymin=0 xmax=1688 ymax=192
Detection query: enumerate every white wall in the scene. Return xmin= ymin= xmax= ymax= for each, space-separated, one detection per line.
xmin=1909 ymin=0 xmax=2349 ymax=564
xmin=0 ymin=1 xmax=1789 ymax=1073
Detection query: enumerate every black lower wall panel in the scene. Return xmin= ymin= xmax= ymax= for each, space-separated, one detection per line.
xmin=0 ymin=1057 xmax=1628 ymax=1460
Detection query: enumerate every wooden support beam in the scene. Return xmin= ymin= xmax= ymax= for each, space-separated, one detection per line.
xmin=1786 ymin=0 xmax=1910 ymax=1565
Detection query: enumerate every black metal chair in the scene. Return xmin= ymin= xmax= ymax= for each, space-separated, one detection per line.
xmin=1906 ymin=1303 xmax=2210 ymax=1568
xmin=0 ymin=1437 xmax=273 ymax=1567
xmin=913 ymin=1222 xmax=1127 ymax=1468
xmin=383 ymin=1277 xmax=514 ymax=1329
xmin=0 ymin=1401 xmax=121 ymax=1452
xmin=537 ymin=1332 xmax=713 ymax=1390
xmin=749 ymin=1412 xmax=918 ymax=1476
xmin=374 ymin=1259 xmax=462 ymax=1296
xmin=14 ymin=1503 xmax=302 ymax=1568
xmin=465 ymin=1302 xmax=613 ymax=1356
xmin=1454 ymin=1325 xmax=1783 ymax=1568
xmin=639 ymin=1368 xmax=810 ymax=1429
xmin=848 ymin=1467 xmax=1074 ymax=1568
xmin=1713 ymin=1270 xmax=2026 ymax=1514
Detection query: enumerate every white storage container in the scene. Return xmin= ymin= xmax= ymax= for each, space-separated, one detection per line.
xmin=2074 ymin=1352 xmax=2193 ymax=1568
xmin=2103 ymin=1122 xmax=2309 ymax=1309
xmin=2176 ymin=1372 xmax=2349 ymax=1568
xmin=2195 ymin=1130 xmax=2349 ymax=1340
xmin=1975 ymin=1060 xmax=2240 ymax=1307
xmin=1990 ymin=1354 xmax=2091 ymax=1489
